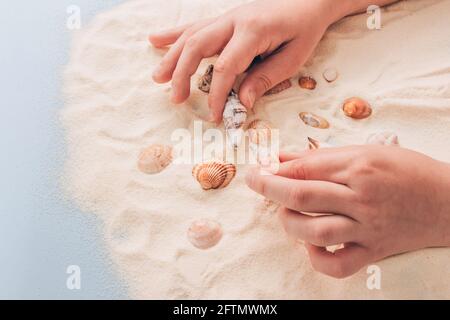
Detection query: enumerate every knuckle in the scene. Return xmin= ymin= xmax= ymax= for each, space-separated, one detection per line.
xmin=290 ymin=160 xmax=306 ymax=180
xmin=254 ymin=74 xmax=273 ymax=93
xmin=214 ymin=56 xmax=232 ymax=74
xmin=287 ymin=185 xmax=306 ymax=209
xmin=184 ymin=36 xmax=200 ymax=51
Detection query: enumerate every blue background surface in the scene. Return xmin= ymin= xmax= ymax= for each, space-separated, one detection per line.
xmin=0 ymin=0 xmax=128 ymax=299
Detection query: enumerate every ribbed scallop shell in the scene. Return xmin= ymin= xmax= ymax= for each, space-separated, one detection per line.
xmin=264 ymin=79 xmax=292 ymax=96
xmin=187 ymin=219 xmax=223 ymax=250
xmin=192 ymin=161 xmax=236 ymax=190
xmin=366 ymin=132 xmax=400 ymax=146
xmin=343 ymin=97 xmax=372 ymax=119
xmin=137 ymin=144 xmax=173 ymax=174
xmin=298 ymin=76 xmax=317 ymax=90
xmin=197 ymin=64 xmax=214 ymax=93
xmin=246 ymin=119 xmax=272 ymax=145
xmin=299 ymin=112 xmax=330 ymax=129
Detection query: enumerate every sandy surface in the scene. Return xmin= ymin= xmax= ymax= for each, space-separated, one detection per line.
xmin=62 ymin=0 xmax=450 ymax=299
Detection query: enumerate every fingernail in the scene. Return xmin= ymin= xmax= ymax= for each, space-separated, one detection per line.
xmin=152 ymin=66 xmax=162 ymax=78
xmin=247 ymin=90 xmax=256 ymax=108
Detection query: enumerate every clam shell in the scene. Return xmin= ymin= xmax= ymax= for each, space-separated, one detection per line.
xmin=323 ymin=68 xmax=338 ymax=83
xmin=366 ymin=132 xmax=400 ymax=146
xmin=138 ymin=144 xmax=173 ymax=174
xmin=246 ymin=119 xmax=272 ymax=145
xmin=343 ymin=97 xmax=372 ymax=119
xmin=197 ymin=64 xmax=214 ymax=93
xmin=298 ymin=76 xmax=317 ymax=90
xmin=299 ymin=112 xmax=330 ymax=129
xmin=187 ymin=219 xmax=223 ymax=250
xmin=264 ymin=79 xmax=292 ymax=96
xmin=192 ymin=160 xmax=236 ymax=190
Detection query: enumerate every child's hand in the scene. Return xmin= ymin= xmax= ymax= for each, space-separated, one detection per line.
xmin=246 ymin=146 xmax=450 ymax=278
xmin=149 ymin=0 xmax=342 ymax=122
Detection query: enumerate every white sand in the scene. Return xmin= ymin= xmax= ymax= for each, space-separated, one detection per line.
xmin=62 ymin=0 xmax=450 ymax=299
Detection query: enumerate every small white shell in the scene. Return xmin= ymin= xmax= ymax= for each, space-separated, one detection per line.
xmin=137 ymin=144 xmax=172 ymax=174
xmin=299 ymin=112 xmax=330 ymax=129
xmin=187 ymin=219 xmax=223 ymax=250
xmin=366 ymin=132 xmax=400 ymax=146
xmin=323 ymin=68 xmax=339 ymax=83
xmin=223 ymin=92 xmax=247 ymax=149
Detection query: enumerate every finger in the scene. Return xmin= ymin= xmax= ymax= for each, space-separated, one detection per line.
xmin=209 ymin=32 xmax=260 ymax=123
xmin=239 ymin=42 xmax=304 ymax=108
xmin=152 ymin=19 xmax=215 ymax=83
xmin=245 ymin=167 xmax=355 ymax=214
xmin=278 ymin=207 xmax=360 ymax=247
xmin=148 ymin=23 xmax=193 ymax=48
xmin=171 ymin=21 xmax=233 ymax=104
xmin=275 ymin=149 xmax=359 ymax=184
xmin=305 ymin=243 xmax=371 ymax=279
xmin=279 ymin=151 xmax=311 ymax=163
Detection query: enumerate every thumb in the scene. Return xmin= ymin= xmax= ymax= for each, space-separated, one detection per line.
xmin=238 ymin=42 xmax=306 ymax=109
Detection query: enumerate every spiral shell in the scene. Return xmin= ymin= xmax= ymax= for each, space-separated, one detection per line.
xmin=223 ymin=92 xmax=247 ymax=149
xmin=192 ymin=161 xmax=236 ymax=190
xmin=187 ymin=219 xmax=223 ymax=250
xmin=246 ymin=119 xmax=272 ymax=145
xmin=343 ymin=97 xmax=372 ymax=119
xmin=264 ymin=79 xmax=292 ymax=96
xmin=366 ymin=132 xmax=400 ymax=146
xmin=298 ymin=76 xmax=317 ymax=90
xmin=307 ymin=137 xmax=332 ymax=150
xmin=299 ymin=112 xmax=330 ymax=129
xmin=323 ymin=68 xmax=339 ymax=83
xmin=198 ymin=64 xmax=214 ymax=93
xmin=137 ymin=144 xmax=173 ymax=174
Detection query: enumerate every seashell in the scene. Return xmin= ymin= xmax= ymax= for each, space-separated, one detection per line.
xmin=264 ymin=79 xmax=292 ymax=96
xmin=323 ymin=68 xmax=339 ymax=83
xmin=138 ymin=144 xmax=172 ymax=174
xmin=298 ymin=76 xmax=317 ymax=90
xmin=223 ymin=92 xmax=247 ymax=149
xmin=366 ymin=132 xmax=400 ymax=146
xmin=299 ymin=112 xmax=330 ymax=129
xmin=192 ymin=160 xmax=236 ymax=190
xmin=197 ymin=64 xmax=214 ymax=93
xmin=187 ymin=219 xmax=223 ymax=250
xmin=307 ymin=137 xmax=332 ymax=150
xmin=342 ymin=97 xmax=372 ymax=119
xmin=246 ymin=119 xmax=272 ymax=145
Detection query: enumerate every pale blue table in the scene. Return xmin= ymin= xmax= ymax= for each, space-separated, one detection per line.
xmin=0 ymin=0 xmax=128 ymax=299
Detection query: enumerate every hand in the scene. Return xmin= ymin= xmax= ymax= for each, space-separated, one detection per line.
xmin=245 ymin=146 xmax=450 ymax=278
xmin=149 ymin=0 xmax=342 ymax=122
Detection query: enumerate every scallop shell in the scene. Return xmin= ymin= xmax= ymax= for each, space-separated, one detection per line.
xmin=137 ymin=144 xmax=173 ymax=174
xmin=223 ymin=92 xmax=247 ymax=149
xmin=307 ymin=137 xmax=332 ymax=150
xmin=246 ymin=119 xmax=272 ymax=145
xmin=298 ymin=76 xmax=317 ymax=90
xmin=299 ymin=112 xmax=330 ymax=129
xmin=343 ymin=97 xmax=372 ymax=119
xmin=264 ymin=79 xmax=292 ymax=96
xmin=366 ymin=132 xmax=400 ymax=146
xmin=192 ymin=160 xmax=236 ymax=190
xmin=187 ymin=219 xmax=223 ymax=250
xmin=197 ymin=64 xmax=214 ymax=93
xmin=323 ymin=68 xmax=339 ymax=83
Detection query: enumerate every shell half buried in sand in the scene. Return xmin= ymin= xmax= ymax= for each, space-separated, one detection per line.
xmin=323 ymin=68 xmax=339 ymax=83
xmin=187 ymin=219 xmax=223 ymax=250
xmin=192 ymin=160 xmax=236 ymax=190
xmin=343 ymin=97 xmax=372 ymax=119
xmin=299 ymin=112 xmax=330 ymax=129
xmin=307 ymin=137 xmax=333 ymax=150
xmin=366 ymin=132 xmax=400 ymax=146
xmin=137 ymin=144 xmax=173 ymax=174
xmin=298 ymin=76 xmax=317 ymax=90
xmin=197 ymin=64 xmax=214 ymax=93
xmin=246 ymin=119 xmax=273 ymax=145
xmin=264 ymin=79 xmax=292 ymax=96
xmin=223 ymin=92 xmax=247 ymax=149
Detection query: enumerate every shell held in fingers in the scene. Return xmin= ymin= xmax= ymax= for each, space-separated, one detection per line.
xmin=298 ymin=76 xmax=317 ymax=90
xmin=366 ymin=132 xmax=400 ymax=146
xmin=299 ymin=112 xmax=330 ymax=129
xmin=192 ymin=160 xmax=236 ymax=190
xmin=342 ymin=97 xmax=372 ymax=119
xmin=246 ymin=119 xmax=272 ymax=145
xmin=223 ymin=92 xmax=247 ymax=149
xmin=264 ymin=79 xmax=292 ymax=96
xmin=323 ymin=68 xmax=339 ymax=83
xmin=198 ymin=64 xmax=214 ymax=93
xmin=187 ymin=219 xmax=223 ymax=250
xmin=137 ymin=144 xmax=173 ymax=174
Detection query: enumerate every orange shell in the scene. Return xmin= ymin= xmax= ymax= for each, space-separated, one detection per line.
xmin=264 ymin=79 xmax=292 ymax=96
xmin=192 ymin=161 xmax=236 ymax=190
xmin=138 ymin=144 xmax=173 ymax=174
xmin=298 ymin=76 xmax=317 ymax=90
xmin=343 ymin=97 xmax=372 ymax=119
xmin=299 ymin=112 xmax=330 ymax=129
